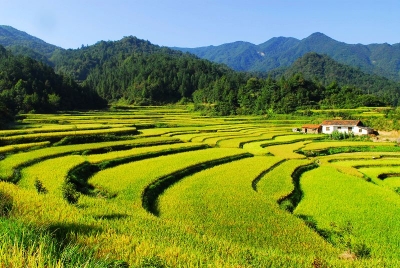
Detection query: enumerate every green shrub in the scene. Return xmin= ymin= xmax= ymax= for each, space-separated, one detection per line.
xmin=140 ymin=256 xmax=166 ymax=268
xmin=0 ymin=191 xmax=13 ymax=217
xmin=62 ymin=182 xmax=80 ymax=204
xmin=330 ymin=130 xmax=354 ymax=140
xmin=34 ymin=178 xmax=48 ymax=194
xmin=353 ymin=242 xmax=372 ymax=259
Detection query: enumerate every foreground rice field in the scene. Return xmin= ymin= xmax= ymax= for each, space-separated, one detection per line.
xmin=0 ymin=106 xmax=399 ymax=267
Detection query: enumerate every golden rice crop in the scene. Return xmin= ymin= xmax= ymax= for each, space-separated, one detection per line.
xmin=0 ymin=137 xmax=179 ymax=181
xmin=0 ymin=124 xmax=114 ymax=137
xmin=0 ymin=127 xmax=137 ymax=144
xmin=266 ymin=141 xmax=309 ymax=159
xmin=294 ymin=166 xmax=400 ymax=259
xmin=158 ymin=156 xmax=336 ymax=262
xmin=19 ymin=155 xmax=86 ymax=196
xmin=0 ymin=141 xmax=50 ymax=154
xmin=302 ymin=141 xmax=396 ymax=151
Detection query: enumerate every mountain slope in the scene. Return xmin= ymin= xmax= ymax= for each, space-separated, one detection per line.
xmin=269 ymin=52 xmax=400 ymax=106
xmin=173 ymin=33 xmax=400 ymax=81
xmin=50 ymin=36 xmax=235 ymax=104
xmin=0 ymin=25 xmax=60 ymax=58
xmin=0 ymin=45 xmax=106 ymax=115
xmin=174 ymin=41 xmax=263 ymax=71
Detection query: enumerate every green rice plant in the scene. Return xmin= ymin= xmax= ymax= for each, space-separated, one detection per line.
xmin=265 ymin=141 xmax=310 ymax=159
xmin=158 ymin=157 xmax=336 ymax=262
xmin=0 ymin=141 xmax=50 ymax=154
xmin=89 ymin=148 xmax=247 ymax=197
xmin=19 ymin=155 xmax=86 ymax=196
xmin=0 ymin=127 xmax=138 ymax=145
xmin=330 ymin=158 xmax=400 ymax=169
xmin=316 ymin=152 xmax=400 ymax=166
xmin=242 ymin=134 xmax=320 ymax=155
xmin=257 ymin=159 xmax=312 ymax=203
xmin=300 ymin=141 xmax=397 ymax=155
xmin=0 ymin=217 xmax=119 ymax=267
xmin=187 ymin=126 xmax=262 ymax=144
xmin=18 ymin=143 xmax=208 ymax=200
xmin=294 ymin=166 xmax=400 ymax=259
xmin=216 ymin=131 xmax=290 ymax=148
xmin=326 ymin=157 xmax=400 ymax=182
xmin=86 ymin=142 xmax=207 ymax=164
xmin=358 ymin=166 xmax=400 ymax=189
xmin=0 ymin=124 xmax=113 ymax=137
xmin=0 ymin=137 xmax=179 ymax=182
xmin=190 ymin=131 xmax=242 ymax=143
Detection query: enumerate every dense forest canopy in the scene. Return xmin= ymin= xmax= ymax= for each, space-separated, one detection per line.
xmin=0 ymin=45 xmax=106 ymax=119
xmin=268 ymin=53 xmax=400 ymax=106
xmin=193 ymin=73 xmax=388 ymax=116
xmin=49 ymin=36 xmax=233 ymax=104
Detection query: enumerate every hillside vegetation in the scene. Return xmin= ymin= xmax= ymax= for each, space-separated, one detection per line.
xmin=269 ymin=53 xmax=400 ymax=106
xmin=0 ymin=45 xmax=106 ymax=118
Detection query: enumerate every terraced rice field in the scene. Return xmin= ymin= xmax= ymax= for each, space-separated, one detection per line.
xmin=0 ymin=106 xmax=399 ymax=267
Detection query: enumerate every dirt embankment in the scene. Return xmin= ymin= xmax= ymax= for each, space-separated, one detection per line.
xmin=373 ymin=130 xmax=400 ymax=143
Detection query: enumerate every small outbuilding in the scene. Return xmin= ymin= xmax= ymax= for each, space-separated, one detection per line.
xmin=301 ymin=124 xmax=322 ymax=134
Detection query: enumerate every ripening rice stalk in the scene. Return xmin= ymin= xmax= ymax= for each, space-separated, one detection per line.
xmin=294 ymin=166 xmax=400 ymax=259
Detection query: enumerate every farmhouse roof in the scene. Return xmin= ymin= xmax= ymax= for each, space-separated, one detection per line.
xmin=302 ymin=124 xmax=321 ymax=129
xmin=321 ymin=120 xmax=362 ymax=126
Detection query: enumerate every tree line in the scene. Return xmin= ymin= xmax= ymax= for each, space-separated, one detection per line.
xmin=193 ymin=73 xmax=388 ymax=116
xmin=0 ymin=45 xmax=106 ymax=123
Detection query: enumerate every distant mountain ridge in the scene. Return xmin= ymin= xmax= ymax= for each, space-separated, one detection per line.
xmin=174 ymin=32 xmax=400 ymax=81
xmin=2 ymin=25 xmax=399 ymax=82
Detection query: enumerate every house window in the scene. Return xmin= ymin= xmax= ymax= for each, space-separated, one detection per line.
xmin=359 ymin=129 xmax=362 ymax=133
xmin=326 ymin=127 xmax=330 ymax=131
xmin=337 ymin=127 xmax=341 ymax=130
xmin=348 ymin=127 xmax=352 ymax=131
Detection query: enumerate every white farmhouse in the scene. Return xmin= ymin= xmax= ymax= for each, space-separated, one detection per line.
xmin=321 ymin=120 xmax=373 ymax=135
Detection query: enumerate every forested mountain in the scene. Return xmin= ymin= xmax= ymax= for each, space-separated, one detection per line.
xmin=173 ymin=41 xmax=263 ymax=71
xmin=269 ymin=52 xmax=400 ymax=106
xmin=50 ymin=36 xmax=234 ymax=104
xmin=0 ymin=25 xmax=59 ymax=60
xmin=193 ymin=73 xmax=390 ymax=116
xmin=0 ymin=45 xmax=106 ymax=118
xmin=174 ymin=32 xmax=400 ymax=81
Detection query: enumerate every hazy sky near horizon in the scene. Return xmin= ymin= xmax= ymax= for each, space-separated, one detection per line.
xmin=1 ymin=0 xmax=399 ymax=49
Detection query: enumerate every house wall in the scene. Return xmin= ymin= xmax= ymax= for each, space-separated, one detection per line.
xmin=353 ymin=126 xmax=372 ymax=135
xmin=322 ymin=125 xmax=371 ymax=135
xmin=322 ymin=125 xmax=355 ymax=134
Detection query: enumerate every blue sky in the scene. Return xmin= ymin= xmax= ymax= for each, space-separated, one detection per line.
xmin=1 ymin=0 xmax=399 ymax=49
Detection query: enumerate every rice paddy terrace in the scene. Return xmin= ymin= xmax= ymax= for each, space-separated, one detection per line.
xmin=0 ymin=106 xmax=399 ymax=267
